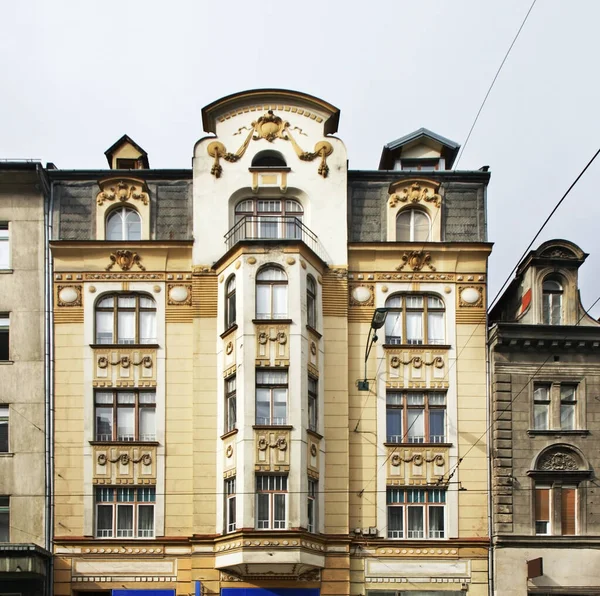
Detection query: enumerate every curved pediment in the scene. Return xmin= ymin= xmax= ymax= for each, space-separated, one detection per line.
xmin=530 ymin=444 xmax=591 ymax=478
xmin=536 ymin=239 xmax=586 ymax=261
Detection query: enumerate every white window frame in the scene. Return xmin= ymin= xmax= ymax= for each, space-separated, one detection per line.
xmin=255 ymin=369 xmax=288 ymax=426
xmin=0 ymin=223 xmax=10 ymax=269
xmin=256 ymin=475 xmax=288 ymax=530
xmin=307 ymin=478 xmax=317 ymax=533
xmin=255 ymin=267 xmax=288 ymax=320
xmin=95 ymin=487 xmax=155 ymax=539
xmin=106 ymin=206 xmax=142 ymax=241
xmin=225 ymin=478 xmax=236 ymax=533
xmin=0 ymin=405 xmax=8 ymax=453
xmin=386 ymin=488 xmax=446 ymax=539
xmin=396 ymin=208 xmax=431 ymax=242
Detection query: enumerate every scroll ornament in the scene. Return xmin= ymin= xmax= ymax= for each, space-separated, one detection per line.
xmin=97 ymin=452 xmax=152 ymax=466
xmin=391 ymin=453 xmax=445 ymax=467
xmin=207 ymin=110 xmax=334 ymax=178
xmin=258 ymin=436 xmax=288 ymax=451
xmin=396 ymin=251 xmax=436 ymax=272
xmin=97 ymin=180 xmax=149 ymax=206
xmin=97 ymin=355 xmax=152 ymax=369
xmin=389 ymin=182 xmax=441 ymax=208
xmin=106 ymin=250 xmax=146 ymax=272
xmin=390 ymin=355 xmax=444 ymax=369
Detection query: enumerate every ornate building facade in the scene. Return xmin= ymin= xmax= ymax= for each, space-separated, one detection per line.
xmin=50 ymin=90 xmax=492 ymax=596
xmin=488 ymin=240 xmax=600 ymax=595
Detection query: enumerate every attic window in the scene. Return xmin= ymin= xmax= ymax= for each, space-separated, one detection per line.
xmin=251 ymin=151 xmax=287 ymax=168
xmin=116 ymin=158 xmax=139 ymax=170
xmin=397 ymin=159 xmax=439 ymax=172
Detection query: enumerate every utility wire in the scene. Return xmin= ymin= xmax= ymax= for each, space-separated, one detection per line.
xmin=453 ymin=0 xmax=538 ymax=169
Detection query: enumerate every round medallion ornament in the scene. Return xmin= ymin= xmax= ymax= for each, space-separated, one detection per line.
xmin=58 ymin=286 xmax=79 ymax=304
xmin=169 ymin=285 xmax=189 ymax=303
xmin=460 ymin=287 xmax=481 ymax=305
xmin=351 ymin=286 xmax=372 ymax=304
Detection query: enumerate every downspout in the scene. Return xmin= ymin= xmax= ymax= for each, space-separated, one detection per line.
xmin=486 ymin=260 xmax=494 ymax=596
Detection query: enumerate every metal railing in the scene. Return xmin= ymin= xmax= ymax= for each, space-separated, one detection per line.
xmin=225 ymin=216 xmax=327 ymax=262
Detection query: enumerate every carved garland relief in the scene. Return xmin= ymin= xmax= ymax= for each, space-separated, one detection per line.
xmin=207 ymin=110 xmax=334 ymax=178
xmin=389 ymin=181 xmax=442 ymax=208
xmin=106 ymin=250 xmax=146 ymax=272
xmin=97 ymin=180 xmax=149 ymax=206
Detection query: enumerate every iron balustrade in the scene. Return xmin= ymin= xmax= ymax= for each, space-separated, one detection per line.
xmin=225 ymin=216 xmax=327 ymax=262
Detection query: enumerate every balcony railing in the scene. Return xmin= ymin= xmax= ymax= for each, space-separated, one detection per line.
xmin=225 ymin=216 xmax=327 ymax=262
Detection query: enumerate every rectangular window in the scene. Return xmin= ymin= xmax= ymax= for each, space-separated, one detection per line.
xmin=94 ymin=390 xmax=156 ymax=442
xmin=256 ymin=370 xmax=288 ymax=426
xmin=387 ymin=488 xmax=445 ymax=539
xmin=225 ymin=478 xmax=236 ymax=533
xmin=0 ymin=223 xmax=9 ymax=269
xmin=384 ymin=294 xmax=445 ymax=346
xmin=533 ymin=384 xmax=550 ymax=430
xmin=560 ymin=385 xmax=577 ymax=430
xmin=0 ymin=496 xmax=8 ymax=541
xmin=561 ymin=487 xmax=576 ymax=535
xmin=0 ymin=405 xmax=8 ymax=453
xmin=307 ymin=478 xmax=317 ymax=533
xmin=256 ymin=475 xmax=287 ymax=529
xmin=386 ymin=391 xmax=446 ymax=443
xmin=225 ymin=376 xmax=237 ymax=433
xmin=535 ymin=486 xmax=550 ymax=535
xmin=308 ymin=376 xmax=318 ymax=432
xmin=535 ymin=483 xmax=578 ymax=536
xmin=0 ymin=315 xmax=9 ymax=361
xmin=95 ymin=487 xmax=155 ymax=538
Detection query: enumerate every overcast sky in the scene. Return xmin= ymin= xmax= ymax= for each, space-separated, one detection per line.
xmin=1 ymin=0 xmax=599 ymax=316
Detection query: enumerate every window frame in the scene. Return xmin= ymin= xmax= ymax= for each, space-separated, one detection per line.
xmin=256 ymin=474 xmax=288 ymax=530
xmin=94 ymin=293 xmax=157 ymax=345
xmin=308 ymin=376 xmax=318 ymax=433
xmin=0 ymin=223 xmax=10 ymax=270
xmin=255 ymin=266 xmax=288 ymax=320
xmin=542 ymin=277 xmax=563 ymax=325
xmin=225 ymin=375 xmax=237 ymax=433
xmin=307 ymin=478 xmax=317 ymax=533
xmin=235 ymin=198 xmax=304 ymax=241
xmin=255 ymin=369 xmax=288 ymax=426
xmin=94 ymin=389 xmax=156 ymax=442
xmin=534 ymin=482 xmax=578 ymax=536
xmin=225 ymin=275 xmax=236 ymax=329
xmin=386 ymin=488 xmax=446 ymax=539
xmin=0 ymin=314 xmax=9 ymax=361
xmin=531 ymin=381 xmax=581 ymax=432
xmin=106 ymin=205 xmax=142 ymax=241
xmin=0 ymin=496 xmax=8 ymax=542
xmin=307 ymin=275 xmax=317 ymax=328
xmin=384 ymin=294 xmax=445 ymax=346
xmin=0 ymin=405 xmax=8 ymax=453
xmin=95 ymin=486 xmax=155 ymax=539
xmin=396 ymin=208 xmax=431 ymax=242
xmin=225 ymin=477 xmax=236 ymax=533
xmin=386 ymin=391 xmax=446 ymax=444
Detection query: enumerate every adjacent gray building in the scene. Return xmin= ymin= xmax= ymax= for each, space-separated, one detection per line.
xmin=488 ymin=239 xmax=600 ymax=596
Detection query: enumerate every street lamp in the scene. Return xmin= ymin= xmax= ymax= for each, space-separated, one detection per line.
xmin=358 ymin=308 xmax=389 ymax=391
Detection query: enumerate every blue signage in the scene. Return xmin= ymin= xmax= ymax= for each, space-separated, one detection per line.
xmin=222 ymin=590 xmax=319 ymax=596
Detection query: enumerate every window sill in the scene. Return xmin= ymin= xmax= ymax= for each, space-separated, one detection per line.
xmin=383 ymin=343 xmax=451 ymax=350
xmin=306 ymin=325 xmax=322 ymax=339
xmin=527 ymin=429 xmax=590 ymax=437
xmin=89 ymin=440 xmax=159 ymax=446
xmin=221 ymin=428 xmax=239 ymax=440
xmin=0 ymin=269 xmax=13 ymax=274
xmin=253 ymin=424 xmax=293 ymax=430
xmin=220 ymin=324 xmax=238 ymax=340
xmin=384 ymin=442 xmax=452 ymax=448
xmin=89 ymin=343 xmax=160 ymax=349
xmin=252 ymin=318 xmax=293 ymax=325
xmin=0 ymin=452 xmax=14 ymax=457
xmin=0 ymin=360 xmax=14 ymax=365
xmin=307 ymin=428 xmax=323 ymax=440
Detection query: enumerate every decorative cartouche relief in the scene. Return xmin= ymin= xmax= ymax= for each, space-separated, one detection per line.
xmin=96 ymin=179 xmax=149 ymax=207
xmin=255 ymin=430 xmax=290 ymax=472
xmin=458 ymin=285 xmax=484 ymax=308
xmin=388 ymin=180 xmax=442 ymax=209
xmin=207 ymin=110 xmax=334 ymax=179
xmin=93 ymin=445 xmax=156 ymax=485
xmin=255 ymin=324 xmax=290 ymax=367
xmin=538 ymin=450 xmax=580 ymax=471
xmin=105 ymin=250 xmax=146 ymax=272
xmin=93 ymin=348 xmax=156 ymax=388
xmin=56 ymin=284 xmax=83 ymax=307
xmin=308 ymin=330 xmax=320 ymax=376
xmin=386 ymin=349 xmax=447 ymax=384
xmin=387 ymin=446 xmax=448 ymax=484
xmin=223 ymin=435 xmax=236 ymax=476
xmin=307 ymin=437 xmax=319 ymax=478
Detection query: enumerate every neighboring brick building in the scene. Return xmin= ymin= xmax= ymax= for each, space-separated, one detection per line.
xmin=48 ymin=90 xmax=492 ymax=596
xmin=488 ymin=239 xmax=600 ymax=595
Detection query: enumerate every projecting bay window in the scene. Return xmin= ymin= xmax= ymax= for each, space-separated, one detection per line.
xmin=256 ymin=475 xmax=287 ymax=529
xmin=535 ymin=483 xmax=577 ymax=536
xmin=95 ymin=294 xmax=157 ymax=345
xmin=225 ymin=478 xmax=236 ymax=533
xmin=387 ymin=488 xmax=446 ymax=539
xmin=386 ymin=391 xmax=446 ymax=444
xmin=384 ymin=294 xmax=445 ymax=345
xmin=94 ymin=390 xmax=156 ymax=442
xmin=256 ymin=370 xmax=287 ymax=426
xmin=95 ymin=487 xmax=155 ymax=538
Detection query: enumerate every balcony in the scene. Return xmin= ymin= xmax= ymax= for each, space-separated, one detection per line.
xmin=225 ymin=216 xmax=327 ymax=262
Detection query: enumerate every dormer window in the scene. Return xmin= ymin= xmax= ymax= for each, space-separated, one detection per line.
xmin=396 ymin=158 xmax=439 ymax=172
xmin=116 ymin=158 xmax=139 ymax=170
xmin=396 ymin=209 xmax=430 ymax=242
xmin=542 ymin=277 xmax=563 ymax=325
xmin=106 ymin=207 xmax=142 ymax=241
xmin=251 ymin=150 xmax=287 ymax=168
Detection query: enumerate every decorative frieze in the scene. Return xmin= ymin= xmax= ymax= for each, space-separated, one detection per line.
xmin=385 ymin=348 xmax=447 ymax=383
xmin=93 ymin=347 xmax=156 ymax=387
xmin=93 ymin=445 xmax=156 ymax=484
xmin=255 ymin=429 xmax=290 ymax=472
xmin=386 ymin=445 xmax=448 ymax=484
xmin=255 ymin=323 xmax=290 ymax=366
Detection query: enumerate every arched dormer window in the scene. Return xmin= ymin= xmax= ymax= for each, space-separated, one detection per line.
xmin=307 ymin=275 xmax=317 ymax=328
xmin=106 ymin=206 xmax=141 ymax=241
xmin=235 ymin=198 xmax=303 ymax=240
xmin=256 ymin=266 xmax=287 ymax=320
xmin=225 ymin=275 xmax=236 ymax=329
xmin=542 ymin=277 xmax=563 ymax=325
xmin=384 ymin=294 xmax=445 ymax=345
xmin=396 ymin=209 xmax=430 ymax=242
xmin=95 ymin=293 xmax=156 ymax=345
xmin=251 ymin=150 xmax=287 ymax=168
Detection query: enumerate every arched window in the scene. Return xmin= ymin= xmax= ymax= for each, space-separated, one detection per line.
xmin=235 ymin=199 xmax=303 ymax=240
xmin=95 ymin=294 xmax=156 ymax=344
xmin=307 ymin=275 xmax=317 ymax=328
xmin=106 ymin=206 xmax=142 ymax=241
xmin=225 ymin=275 xmax=236 ymax=329
xmin=256 ymin=266 xmax=288 ymax=320
xmin=251 ymin=150 xmax=287 ymax=168
xmin=542 ymin=277 xmax=563 ymax=325
xmin=384 ymin=294 xmax=445 ymax=345
xmin=396 ymin=209 xmax=430 ymax=242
